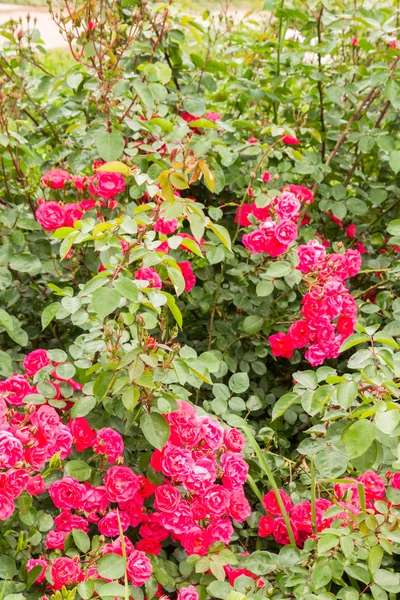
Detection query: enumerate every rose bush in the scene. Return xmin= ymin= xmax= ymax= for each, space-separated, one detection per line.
xmin=0 ymin=0 xmax=399 ymax=599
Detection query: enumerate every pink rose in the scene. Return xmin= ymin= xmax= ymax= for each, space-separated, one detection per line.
xmin=68 ymin=417 xmax=96 ymax=452
xmin=36 ymin=202 xmax=65 ymax=231
xmin=275 ymin=219 xmax=298 ymax=245
xmin=391 ymin=473 xmax=400 ymax=490
xmin=64 ymin=203 xmax=83 ymax=227
xmin=0 ymin=492 xmax=15 ymax=520
xmin=262 ymin=171 xmax=272 ymax=182
xmin=282 ymin=135 xmax=300 ymax=145
xmin=161 ymin=445 xmax=195 ymax=480
xmin=284 ymin=184 xmax=314 ymax=204
xmin=42 ymin=169 xmax=72 ymax=189
xmin=221 ymin=452 xmax=249 ymax=488
xmin=229 ymin=490 xmax=251 ymax=522
xmin=205 ymin=111 xmax=221 ymax=122
xmin=126 ymin=550 xmax=152 ymax=586
xmin=45 ymin=530 xmax=68 ymax=549
xmin=51 ymin=557 xmax=84 ymax=590
xmin=275 ymin=192 xmax=301 ymax=220
xmin=0 ymin=374 xmax=33 ymax=406
xmin=263 ymin=489 xmax=293 ymax=516
xmin=181 ymin=529 xmax=211 ymax=556
xmin=288 ymin=320 xmax=310 ymax=349
xmin=161 ymin=500 xmax=195 ymax=535
xmin=98 ymin=509 xmax=130 ymax=537
xmin=0 ymin=431 xmax=23 ymax=468
xmin=49 ymin=476 xmax=86 ymax=509
xmin=235 ymin=204 xmax=252 ymax=227
xmin=304 ymin=344 xmax=327 ymax=366
xmin=154 ymin=217 xmax=178 ymax=234
xmin=135 ymin=267 xmax=162 ymax=289
xmin=223 ymin=428 xmax=245 ymax=452
xmin=93 ymin=428 xmax=124 ymax=462
xmin=154 ymin=485 xmax=181 ymax=513
xmin=54 ymin=510 xmax=89 ymax=533
xmin=207 ymin=517 xmax=233 ymax=544
xmin=346 ymin=248 xmax=362 ymax=276
xmin=104 ymin=465 xmax=139 ymax=502
xmin=337 ymin=315 xmax=356 ymax=336
xmin=242 ymin=230 xmax=269 ymax=254
xmin=178 ymin=586 xmax=199 ymax=600
xmin=136 ymin=539 xmax=162 ymax=555
xmin=139 ymin=514 xmax=169 ymax=541
xmin=102 ymin=535 xmax=134 ymax=557
xmin=23 ymin=350 xmax=51 ymax=376
xmin=203 ymin=485 xmax=230 ymax=516
xmin=2 ymin=468 xmax=29 ymax=498
xmin=89 ymin=172 xmax=125 ymax=200
xmin=269 ymin=332 xmax=294 ymax=359
xmin=26 ymin=558 xmax=49 ymax=584
xmin=297 ymin=240 xmax=326 ymax=273
xmin=26 ymin=474 xmax=46 ymax=496
xmin=357 ymin=471 xmax=385 ymax=500
xmin=197 ymin=415 xmax=224 ymax=450
xmin=178 ymin=261 xmax=196 ymax=292
xmin=30 ymin=405 xmax=61 ymax=438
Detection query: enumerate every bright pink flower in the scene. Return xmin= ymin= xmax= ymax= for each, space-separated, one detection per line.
xmin=262 ymin=171 xmax=272 ymax=182
xmin=177 ymin=586 xmax=199 ymax=600
xmin=45 ymin=530 xmax=68 ymax=549
xmin=26 ymin=558 xmax=49 ymax=584
xmin=205 ymin=111 xmax=221 ymax=122
xmin=203 ymin=485 xmax=230 ymax=516
xmin=284 ymin=184 xmax=314 ymax=204
xmin=178 ymin=261 xmax=196 ymax=292
xmin=26 ymin=474 xmax=46 ymax=496
xmin=0 ymin=374 xmax=33 ymax=406
xmin=207 ymin=518 xmax=233 ymax=544
xmin=49 ymin=476 xmax=86 ymax=509
xmin=346 ymin=224 xmax=357 ymax=239
xmin=269 ymin=332 xmax=294 ymax=359
xmin=337 ymin=315 xmax=356 ymax=336
xmin=258 ymin=514 xmax=274 ymax=537
xmin=51 ymin=557 xmax=84 ymax=590
xmin=93 ymin=428 xmax=124 ymax=463
xmin=264 ymin=237 xmax=289 ymax=257
xmin=80 ymin=199 xmax=97 ymax=212
xmin=74 ymin=176 xmax=88 ymax=191
xmin=263 ymin=489 xmax=293 ymax=516
xmin=0 ymin=431 xmax=23 ymax=468
xmin=198 ymin=415 xmax=224 ymax=450
xmin=346 ymin=248 xmax=362 ymax=276
xmin=42 ymin=169 xmax=72 ymax=189
xmin=351 ymin=37 xmax=358 ymax=46
xmin=223 ymin=428 xmax=245 ymax=452
xmin=0 ymin=492 xmax=14 ymax=520
xmin=126 ymin=550 xmax=152 ymax=585
xmin=181 ymin=529 xmax=211 ymax=556
xmin=235 ymin=204 xmax=252 ymax=226
xmin=275 ymin=192 xmax=301 ymax=220
xmin=98 ymin=509 xmax=130 ymax=536
xmin=161 ymin=445 xmax=195 ymax=480
xmin=23 ymin=349 xmax=51 ymax=376
xmin=136 ymin=539 xmax=162 ymax=555
xmin=355 ymin=241 xmax=367 ymax=254
xmin=154 ymin=485 xmax=181 ymax=513
xmin=68 ymin=417 xmax=96 ymax=452
xmin=154 ymin=217 xmax=178 ymax=235
xmin=304 ymin=344 xmax=327 ymax=366
xmin=275 ymin=220 xmax=298 ymax=245
xmin=357 ymin=471 xmax=385 ymax=500
xmin=288 ymin=320 xmax=310 ymax=349
xmin=242 ymin=230 xmax=269 ymax=254
xmin=54 ymin=510 xmax=89 ymax=533
xmin=297 ymin=240 xmax=326 ymax=273
xmin=229 ymin=490 xmax=251 ymax=522
xmin=391 ymin=473 xmax=400 ymax=490
xmin=64 ymin=203 xmax=83 ymax=227
xmin=248 ymin=137 xmax=258 ymax=144
xmin=252 ymin=205 xmax=271 ymax=221
xmin=36 ymin=202 xmax=65 ymax=231
xmin=89 ymin=172 xmax=125 ymax=200
xmin=282 ymin=135 xmax=300 ymax=145
xmin=221 ymin=452 xmax=248 ymax=489
xmin=135 ymin=267 xmax=162 ymax=289
xmin=102 ymin=535 xmax=134 ymax=557
xmin=104 ymin=466 xmax=139 ymax=502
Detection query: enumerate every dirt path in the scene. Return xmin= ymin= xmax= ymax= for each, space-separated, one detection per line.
xmin=0 ymin=4 xmax=257 ymax=49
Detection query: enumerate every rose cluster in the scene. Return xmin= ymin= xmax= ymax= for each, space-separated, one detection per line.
xmin=241 ymin=185 xmax=313 ymax=258
xmin=269 ymin=240 xmax=361 ymax=365
xmin=148 ymin=401 xmax=250 ymax=556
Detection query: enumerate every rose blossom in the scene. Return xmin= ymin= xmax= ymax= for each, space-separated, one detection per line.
xmin=282 ymin=135 xmax=300 ymax=145
xmin=223 ymin=428 xmax=245 ymax=452
xmin=26 ymin=474 xmax=46 ymax=496
xmin=177 ymin=586 xmax=199 ymax=600
xmin=36 ymin=202 xmax=65 ymax=231
xmin=275 ymin=192 xmax=301 ymax=220
xmin=104 ymin=465 xmax=139 ymax=502
xmin=0 ymin=431 xmax=23 ymax=468
xmin=221 ymin=452 xmax=249 ymax=488
xmin=275 ymin=220 xmax=298 ymax=245
xmin=135 ymin=267 xmax=162 ymax=289
xmin=288 ymin=320 xmax=309 ymax=348
xmin=198 ymin=415 xmax=224 ymax=449
xmin=178 ymin=261 xmax=196 ymax=292
xmin=357 ymin=471 xmax=385 ymax=499
xmin=180 ymin=529 xmax=211 ymax=556
xmin=23 ymin=349 xmax=51 ymax=376
xmin=229 ymin=490 xmax=251 ymax=522
xmin=136 ymin=539 xmax=162 ymax=555
xmin=269 ymin=332 xmax=294 ymax=359
xmin=42 ymin=169 xmax=72 ymax=189
xmin=0 ymin=492 xmax=15 ymax=520
xmin=0 ymin=374 xmax=34 ymax=406
xmin=258 ymin=514 xmax=274 ymax=537
xmin=49 ymin=476 xmax=86 ymax=509
xmin=235 ymin=204 xmax=252 ymax=227
xmin=93 ymin=428 xmax=124 ymax=462
xmin=64 ymin=204 xmax=83 ymax=227
xmin=126 ymin=550 xmax=152 ymax=586
xmin=273 ymin=517 xmax=298 ymax=545
xmin=98 ymin=510 xmax=130 ymax=536
xmin=242 ymin=230 xmax=269 ymax=254
xmin=89 ymin=171 xmax=125 ymax=200
xmin=45 ymin=530 xmax=68 ymax=549
xmin=154 ymin=217 xmax=178 ymax=234
xmin=68 ymin=417 xmax=96 ymax=452
xmin=203 ymin=485 xmax=230 ymax=516
xmin=154 ymin=485 xmax=181 ymax=513
xmin=304 ymin=344 xmax=328 ymax=366
xmin=263 ymin=489 xmax=293 ymax=516
xmin=207 ymin=518 xmax=233 ymax=544
xmin=51 ymin=557 xmax=84 ymax=590
xmin=26 ymin=558 xmax=49 ymax=584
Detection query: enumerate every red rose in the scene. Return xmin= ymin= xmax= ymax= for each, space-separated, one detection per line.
xmin=282 ymin=135 xmax=300 ymax=145
xmin=64 ymin=203 xmax=83 ymax=227
xmin=89 ymin=172 xmax=126 ymax=200
xmin=269 ymin=332 xmax=294 ymax=359
xmin=23 ymin=349 xmax=51 ymax=376
xmin=36 ymin=201 xmax=65 ymax=231
xmin=258 ymin=514 xmax=274 ymax=537
xmin=68 ymin=417 xmax=96 ymax=452
xmin=262 ymin=489 xmax=293 ymax=516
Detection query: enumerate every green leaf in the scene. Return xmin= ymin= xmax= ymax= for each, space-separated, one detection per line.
xmin=26 ymin=565 xmax=45 ymax=589
xmin=64 ymin=460 xmax=92 ymax=481
xmin=344 ymin=420 xmax=376 ymax=459
xmin=96 ymin=131 xmax=125 ymax=162
xmin=256 ymin=280 xmax=274 ymax=297
xmin=272 ymin=392 xmax=300 ymax=421
xmin=162 ymin=292 xmax=183 ymax=328
xmin=387 ymin=219 xmax=400 ymax=236
xmin=229 ymin=373 xmax=249 ymax=394
xmin=41 ymin=302 xmax=60 ymax=330
xmin=314 ymin=446 xmax=348 ymax=478
xmin=317 ymin=534 xmax=339 ymax=554
xmin=114 ymin=279 xmax=139 ymax=302
xmin=91 ymin=288 xmax=121 ymax=319
xmin=182 ymin=97 xmax=206 ymax=116
xmin=133 ymin=80 xmax=155 ymax=111
xmin=98 ymin=583 xmax=129 ymax=599
xmin=97 ymin=161 xmax=131 ymax=175
xmin=97 ymin=553 xmax=125 ymax=580
xmin=93 ymin=370 xmax=115 ymax=401
xmin=340 ymin=333 xmax=370 ymax=352
xmin=208 ymin=224 xmax=232 ymax=251
xmin=77 ymin=580 xmax=95 ymax=600
xmin=10 ymin=253 xmax=41 ymax=273
xmin=72 ymin=529 xmax=90 ymax=553
xmin=266 ymin=262 xmax=291 ymax=277
xmin=242 ymin=315 xmax=264 ymax=334
xmin=389 ymin=150 xmax=400 ymax=174
xmin=244 ymin=551 xmax=276 ymax=576
xmin=70 ymin=396 xmax=97 ymax=418
xmin=337 ymin=380 xmax=358 ymax=410
xmin=122 ymin=387 xmax=139 ymax=412
xmin=375 ymin=410 xmax=400 ymax=435
xmin=293 ymin=371 xmax=318 ymax=389
xmin=140 ymin=412 xmax=170 ymax=450
xmin=206 ymin=581 xmax=233 ymax=600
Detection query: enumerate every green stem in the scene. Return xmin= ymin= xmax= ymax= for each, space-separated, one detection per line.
xmin=357 ymin=482 xmax=366 ymax=512
xmin=247 ymin=474 xmax=264 ymax=504
xmin=310 ymin=460 xmax=317 ymax=535
xmin=242 ymin=425 xmax=296 ymax=546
